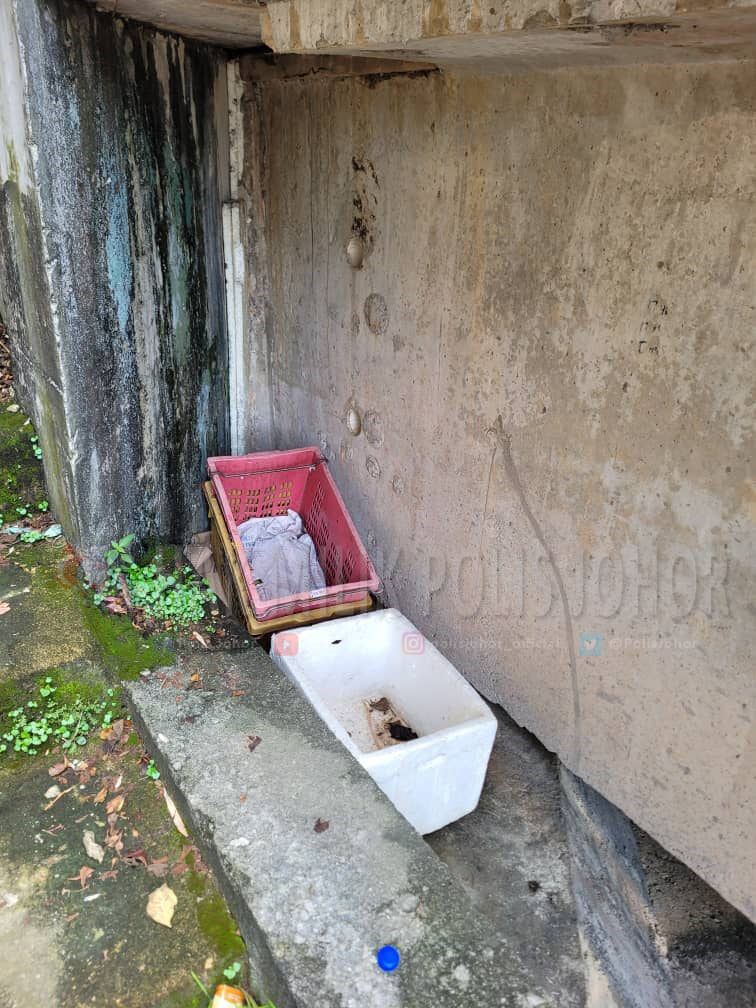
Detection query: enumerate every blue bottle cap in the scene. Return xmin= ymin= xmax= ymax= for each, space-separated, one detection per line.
xmin=377 ymin=945 xmax=400 ymax=972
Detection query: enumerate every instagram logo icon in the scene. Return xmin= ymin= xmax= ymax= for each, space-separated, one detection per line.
xmin=402 ymin=632 xmax=425 ymax=655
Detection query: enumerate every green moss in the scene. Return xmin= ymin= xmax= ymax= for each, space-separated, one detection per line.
xmin=53 ymin=668 xmax=117 ymax=708
xmin=197 ymin=891 xmax=246 ymax=962
xmin=0 ymin=679 xmax=24 ymax=714
xmin=5 ymin=140 xmax=19 ymax=185
xmin=186 ymin=866 xmax=205 ymax=897
xmin=78 ymin=596 xmax=175 ymax=681
xmin=0 ymin=409 xmax=45 ymax=517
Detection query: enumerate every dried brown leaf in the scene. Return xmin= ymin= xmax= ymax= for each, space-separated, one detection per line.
xmin=106 ymin=794 xmax=124 ymax=815
xmin=48 ymin=757 xmax=70 ymax=777
xmin=145 ymin=884 xmax=177 ymax=928
xmin=67 ymin=865 xmax=95 ymax=890
xmin=163 ymin=789 xmax=188 ymax=837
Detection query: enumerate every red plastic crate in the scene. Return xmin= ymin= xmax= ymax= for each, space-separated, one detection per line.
xmin=207 ymin=448 xmax=379 ymax=622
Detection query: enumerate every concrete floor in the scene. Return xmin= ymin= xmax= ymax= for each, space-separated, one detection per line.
xmin=427 ymin=706 xmax=586 ymax=1007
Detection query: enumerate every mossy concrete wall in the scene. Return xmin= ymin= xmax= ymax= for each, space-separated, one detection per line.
xmin=0 ymin=0 xmax=229 ymax=560
xmin=240 ymin=61 xmax=756 ymax=920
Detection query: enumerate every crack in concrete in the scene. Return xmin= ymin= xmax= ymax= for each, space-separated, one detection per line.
xmin=486 ymin=414 xmax=582 ymax=770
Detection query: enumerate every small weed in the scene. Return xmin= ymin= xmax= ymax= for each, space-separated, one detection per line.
xmin=0 ymin=679 xmax=120 ymax=757
xmin=19 ymin=529 xmax=44 ymax=543
xmin=37 ymin=499 xmax=49 ymax=512
xmin=94 ymin=536 xmax=216 ymax=628
xmin=146 ymin=759 xmax=160 ymax=781
xmin=223 ymin=962 xmax=242 ymax=982
xmin=105 ymin=533 xmax=135 ymax=568
xmin=30 ymin=434 xmax=42 ymax=460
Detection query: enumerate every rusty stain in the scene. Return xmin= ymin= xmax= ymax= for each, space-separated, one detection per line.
xmin=354 ymin=0 xmax=367 ymax=45
xmin=469 ymin=0 xmax=483 ymax=32
xmin=289 ymin=3 xmax=302 ymax=50
xmin=423 ymin=0 xmax=451 ymax=36
xmin=559 ymin=0 xmax=573 ymax=24
xmin=259 ymin=5 xmax=273 ymax=48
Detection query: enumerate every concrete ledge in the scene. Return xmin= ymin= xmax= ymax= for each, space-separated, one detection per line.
xmin=126 ymin=650 xmax=536 ymax=1007
xmin=560 ymin=767 xmax=675 ymax=1008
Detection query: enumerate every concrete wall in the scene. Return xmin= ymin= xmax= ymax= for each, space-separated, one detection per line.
xmin=0 ymin=0 xmax=229 ymax=559
xmin=241 ymin=60 xmax=756 ymax=920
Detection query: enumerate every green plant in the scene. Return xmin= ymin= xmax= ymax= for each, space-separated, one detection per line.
xmin=146 ymin=759 xmax=160 ymax=780
xmin=30 ymin=434 xmax=42 ymax=460
xmin=105 ymin=533 xmax=135 ymax=568
xmin=95 ymin=538 xmax=216 ymax=628
xmin=0 ymin=679 xmax=120 ymax=757
xmin=37 ymin=499 xmax=49 ymax=512
xmin=19 ymin=529 xmax=44 ymax=543
xmin=223 ymin=963 xmax=242 ymax=982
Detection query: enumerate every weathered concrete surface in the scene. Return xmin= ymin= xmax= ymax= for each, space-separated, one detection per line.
xmin=561 ymin=767 xmax=677 ymax=1008
xmin=78 ymin=0 xmax=756 ymax=72
xmin=241 ymin=60 xmax=756 ymax=920
xmin=84 ymin=0 xmax=264 ymax=48
xmin=260 ymin=0 xmax=756 ymax=70
xmin=428 ymin=706 xmax=586 ymax=1006
xmin=0 ymin=428 xmax=243 ymax=1005
xmin=633 ymin=823 xmax=756 ymax=1008
xmin=127 ymin=651 xmax=559 ymax=1008
xmin=0 ymin=0 xmax=229 ymax=562
xmin=561 ymin=767 xmax=756 ymax=1008
xmin=0 ymin=736 xmax=245 ymax=1008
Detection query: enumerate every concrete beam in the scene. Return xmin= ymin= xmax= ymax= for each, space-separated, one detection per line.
xmin=240 ymin=52 xmax=438 ymax=81
xmin=261 ymin=0 xmax=756 ymax=70
xmin=84 ymin=0 xmax=265 ymax=48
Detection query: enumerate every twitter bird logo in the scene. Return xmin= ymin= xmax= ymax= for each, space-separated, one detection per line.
xmin=579 ymin=633 xmax=603 ymax=657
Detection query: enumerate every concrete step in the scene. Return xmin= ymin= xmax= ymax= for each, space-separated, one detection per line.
xmin=127 ymin=646 xmax=756 ymax=1008
xmin=126 ymin=649 xmax=560 ymax=1008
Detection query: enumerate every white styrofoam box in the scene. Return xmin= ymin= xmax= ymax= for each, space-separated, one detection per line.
xmin=271 ymin=608 xmax=497 ymax=834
